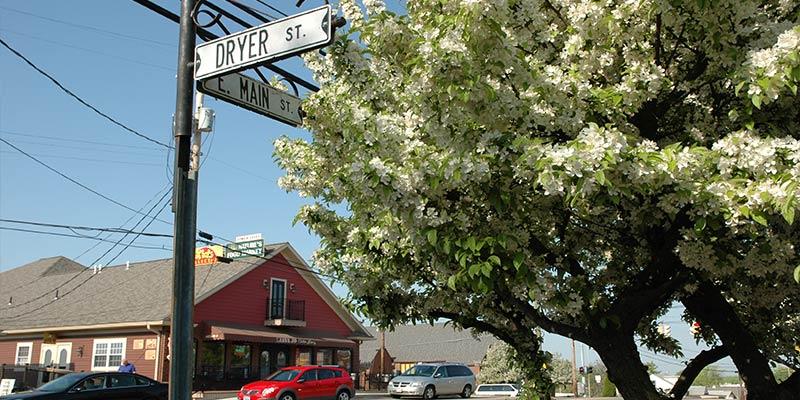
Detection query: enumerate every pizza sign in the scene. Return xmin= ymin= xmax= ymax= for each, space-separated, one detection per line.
xmin=195 ymin=246 xmax=221 ymax=266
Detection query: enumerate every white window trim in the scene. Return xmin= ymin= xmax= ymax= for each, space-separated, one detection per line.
xmin=15 ymin=342 xmax=33 ymax=365
xmin=91 ymin=338 xmax=126 ymax=371
xmin=269 ymin=278 xmax=287 ymax=319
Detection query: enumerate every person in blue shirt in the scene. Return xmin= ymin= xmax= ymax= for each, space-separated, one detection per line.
xmin=118 ymin=358 xmax=136 ymax=373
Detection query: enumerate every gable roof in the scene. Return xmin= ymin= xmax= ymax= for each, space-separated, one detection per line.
xmin=360 ymin=323 xmax=498 ymax=365
xmin=0 ymin=243 xmax=370 ymax=339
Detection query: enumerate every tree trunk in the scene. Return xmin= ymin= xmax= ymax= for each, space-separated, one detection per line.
xmin=682 ymin=282 xmax=785 ymax=400
xmin=592 ymin=333 xmax=667 ymax=400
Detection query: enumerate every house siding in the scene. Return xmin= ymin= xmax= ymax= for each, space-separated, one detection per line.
xmin=0 ymin=331 xmax=160 ymax=379
xmin=194 ymin=254 xmax=352 ymax=336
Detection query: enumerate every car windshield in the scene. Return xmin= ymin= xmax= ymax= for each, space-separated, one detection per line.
xmin=265 ymin=369 xmax=301 ymax=381
xmin=401 ymin=365 xmax=436 ymax=377
xmin=37 ymin=374 xmax=87 ymax=392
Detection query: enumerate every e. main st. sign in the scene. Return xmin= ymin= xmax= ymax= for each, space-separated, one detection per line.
xmin=194 ymin=5 xmax=333 ymax=80
xmin=198 ymin=72 xmax=302 ymax=126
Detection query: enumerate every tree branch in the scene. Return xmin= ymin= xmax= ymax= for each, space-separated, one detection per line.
xmin=428 ymin=310 xmax=520 ymax=345
xmin=668 ymin=346 xmax=728 ymax=399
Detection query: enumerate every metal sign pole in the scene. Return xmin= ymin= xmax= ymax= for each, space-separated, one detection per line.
xmin=170 ymin=0 xmax=198 ymax=399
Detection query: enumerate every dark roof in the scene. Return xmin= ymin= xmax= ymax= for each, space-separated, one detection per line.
xmin=0 ymin=243 xmax=371 ymax=338
xmin=360 ymin=323 xmax=498 ymax=365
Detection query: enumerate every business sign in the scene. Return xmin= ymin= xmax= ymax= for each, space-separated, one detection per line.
xmin=0 ymin=379 xmax=14 ymax=396
xmin=235 ymin=233 xmax=263 ymax=242
xmin=194 ymin=5 xmax=333 ymax=80
xmin=195 ymin=245 xmax=223 ymax=266
xmin=198 ymin=73 xmax=302 ymax=126
xmin=225 ymin=239 xmax=264 ymax=259
xmin=276 ymin=337 xmax=316 ymax=345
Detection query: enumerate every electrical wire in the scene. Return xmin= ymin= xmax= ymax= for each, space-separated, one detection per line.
xmin=0 ymin=28 xmax=173 ymax=72
xmin=0 ymin=37 xmax=173 ymax=149
xmin=103 ymin=198 xmax=172 ymax=267
xmin=0 ymin=129 xmax=165 ymax=151
xmin=2 ymin=190 xmax=174 ymax=312
xmin=0 ymin=227 xmax=171 ymax=251
xmin=0 ymin=136 xmax=173 ymax=226
xmin=226 ymin=0 xmax=279 ymax=20
xmin=0 ymin=219 xmax=172 ymax=238
xmin=0 ymin=5 xmax=174 ymax=48
xmin=73 ymin=184 xmax=172 ymax=261
xmin=253 ymin=0 xmax=289 ymax=17
xmin=0 ymin=150 xmax=162 ymax=167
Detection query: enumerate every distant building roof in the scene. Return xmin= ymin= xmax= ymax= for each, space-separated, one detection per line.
xmin=0 ymin=243 xmax=370 ymax=338
xmin=361 ymin=323 xmax=498 ymax=366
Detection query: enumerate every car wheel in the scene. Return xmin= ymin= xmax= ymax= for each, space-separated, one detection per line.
xmin=337 ymin=390 xmax=351 ymax=400
xmin=423 ymin=385 xmax=436 ymax=400
xmin=280 ymin=392 xmax=296 ymax=400
xmin=460 ymin=385 xmax=472 ymax=398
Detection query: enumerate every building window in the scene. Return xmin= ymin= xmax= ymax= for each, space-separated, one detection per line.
xmin=269 ymin=279 xmax=286 ymax=319
xmin=92 ymin=338 xmax=126 ymax=371
xmin=200 ymin=342 xmax=225 ymax=381
xmin=296 ymin=347 xmax=312 ymax=366
xmin=316 ymin=349 xmax=333 ymax=365
xmin=336 ymin=349 xmax=352 ymax=371
xmin=15 ymin=342 xmax=33 ymax=365
xmin=230 ymin=344 xmax=252 ymax=379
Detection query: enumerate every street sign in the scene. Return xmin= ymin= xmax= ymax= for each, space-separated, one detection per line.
xmin=194 ymin=5 xmax=333 ymax=80
xmin=225 ymin=239 xmax=264 ymax=259
xmin=198 ymin=72 xmax=302 ymax=126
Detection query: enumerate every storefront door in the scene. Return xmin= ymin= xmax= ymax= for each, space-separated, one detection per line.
xmin=259 ymin=345 xmax=291 ymax=378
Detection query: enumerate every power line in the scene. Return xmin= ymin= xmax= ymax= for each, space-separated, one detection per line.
xmin=0 ymin=218 xmax=172 ymax=238
xmin=0 ymin=136 xmax=173 ymax=226
xmin=0 ymin=28 xmax=173 ymax=71
xmin=74 ymin=184 xmax=173 ymax=261
xmin=1 ymin=150 xmax=163 ymax=167
xmin=0 ymin=37 xmax=172 ymax=149
xmin=2 ymin=190 xmax=174 ymax=314
xmin=253 ymin=0 xmax=289 ymax=17
xmin=0 ymin=129 xmax=165 ymax=151
xmin=0 ymin=227 xmax=170 ymax=251
xmin=103 ymin=197 xmax=172 ymax=267
xmin=0 ymin=5 xmax=174 ymax=48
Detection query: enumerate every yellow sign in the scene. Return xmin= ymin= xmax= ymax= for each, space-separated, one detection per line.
xmin=195 ymin=245 xmax=223 ymax=266
xmin=43 ymin=333 xmax=56 ymax=344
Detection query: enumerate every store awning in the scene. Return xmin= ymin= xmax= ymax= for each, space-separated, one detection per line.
xmin=206 ymin=323 xmax=356 ymax=347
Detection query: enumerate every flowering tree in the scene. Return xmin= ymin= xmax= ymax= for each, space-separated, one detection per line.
xmin=275 ymin=0 xmax=800 ymax=399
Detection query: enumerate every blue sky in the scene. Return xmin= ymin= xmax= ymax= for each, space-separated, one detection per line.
xmin=0 ymin=0 xmax=738 ymax=375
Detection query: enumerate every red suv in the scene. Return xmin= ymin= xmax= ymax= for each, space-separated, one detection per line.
xmin=238 ymin=366 xmax=354 ymax=400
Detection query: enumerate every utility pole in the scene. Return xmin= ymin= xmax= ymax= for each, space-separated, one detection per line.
xmin=170 ymin=0 xmax=197 ymax=399
xmin=379 ymin=330 xmax=386 ymax=387
xmin=571 ymin=339 xmax=578 ymax=396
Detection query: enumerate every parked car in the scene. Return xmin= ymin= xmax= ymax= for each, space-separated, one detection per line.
xmin=473 ymin=384 xmax=520 ymax=397
xmin=388 ymin=363 xmax=476 ymax=400
xmin=0 ymin=371 xmax=167 ymax=400
xmin=237 ymin=366 xmax=354 ymax=400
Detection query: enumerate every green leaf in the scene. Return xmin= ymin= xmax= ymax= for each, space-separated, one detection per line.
xmin=459 ymin=254 xmax=468 ymax=268
xmin=735 ymin=81 xmax=745 ymax=96
xmin=599 ymin=318 xmax=607 ymax=329
xmin=469 ymin=263 xmax=481 ymax=277
xmin=794 ymin=265 xmax=800 ymax=283
xmin=782 ymin=206 xmax=795 ymax=225
xmin=488 ymin=255 xmax=501 ymax=266
xmin=443 ymin=240 xmax=451 ymax=255
xmin=752 ymin=211 xmax=768 ymax=226
xmin=481 ymin=263 xmax=492 ymax=278
xmin=466 ymin=236 xmax=476 ymax=251
xmin=694 ymin=218 xmax=707 ymax=232
xmin=447 ymin=275 xmax=457 ymax=290
xmin=427 ymin=229 xmax=438 ymax=246
xmin=595 ymin=170 xmax=606 ymax=186
xmin=752 ymin=95 xmax=762 ymax=109
xmin=513 ymin=253 xmax=524 ymax=270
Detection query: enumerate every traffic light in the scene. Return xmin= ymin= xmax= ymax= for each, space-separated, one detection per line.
xmin=579 ymin=367 xmax=585 ymax=374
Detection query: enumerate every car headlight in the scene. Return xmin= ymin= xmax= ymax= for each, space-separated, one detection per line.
xmin=262 ymin=387 xmax=278 ymax=396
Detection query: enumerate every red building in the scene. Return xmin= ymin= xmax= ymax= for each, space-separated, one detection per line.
xmin=0 ymin=242 xmax=372 ymax=392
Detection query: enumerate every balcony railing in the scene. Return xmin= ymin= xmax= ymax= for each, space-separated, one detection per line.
xmin=266 ymin=299 xmax=305 ymax=323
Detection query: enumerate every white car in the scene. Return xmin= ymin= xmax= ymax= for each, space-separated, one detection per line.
xmin=473 ymin=383 xmax=520 ymax=397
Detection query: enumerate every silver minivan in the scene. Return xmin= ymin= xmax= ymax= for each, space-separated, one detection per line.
xmin=388 ymin=363 xmax=477 ymax=400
